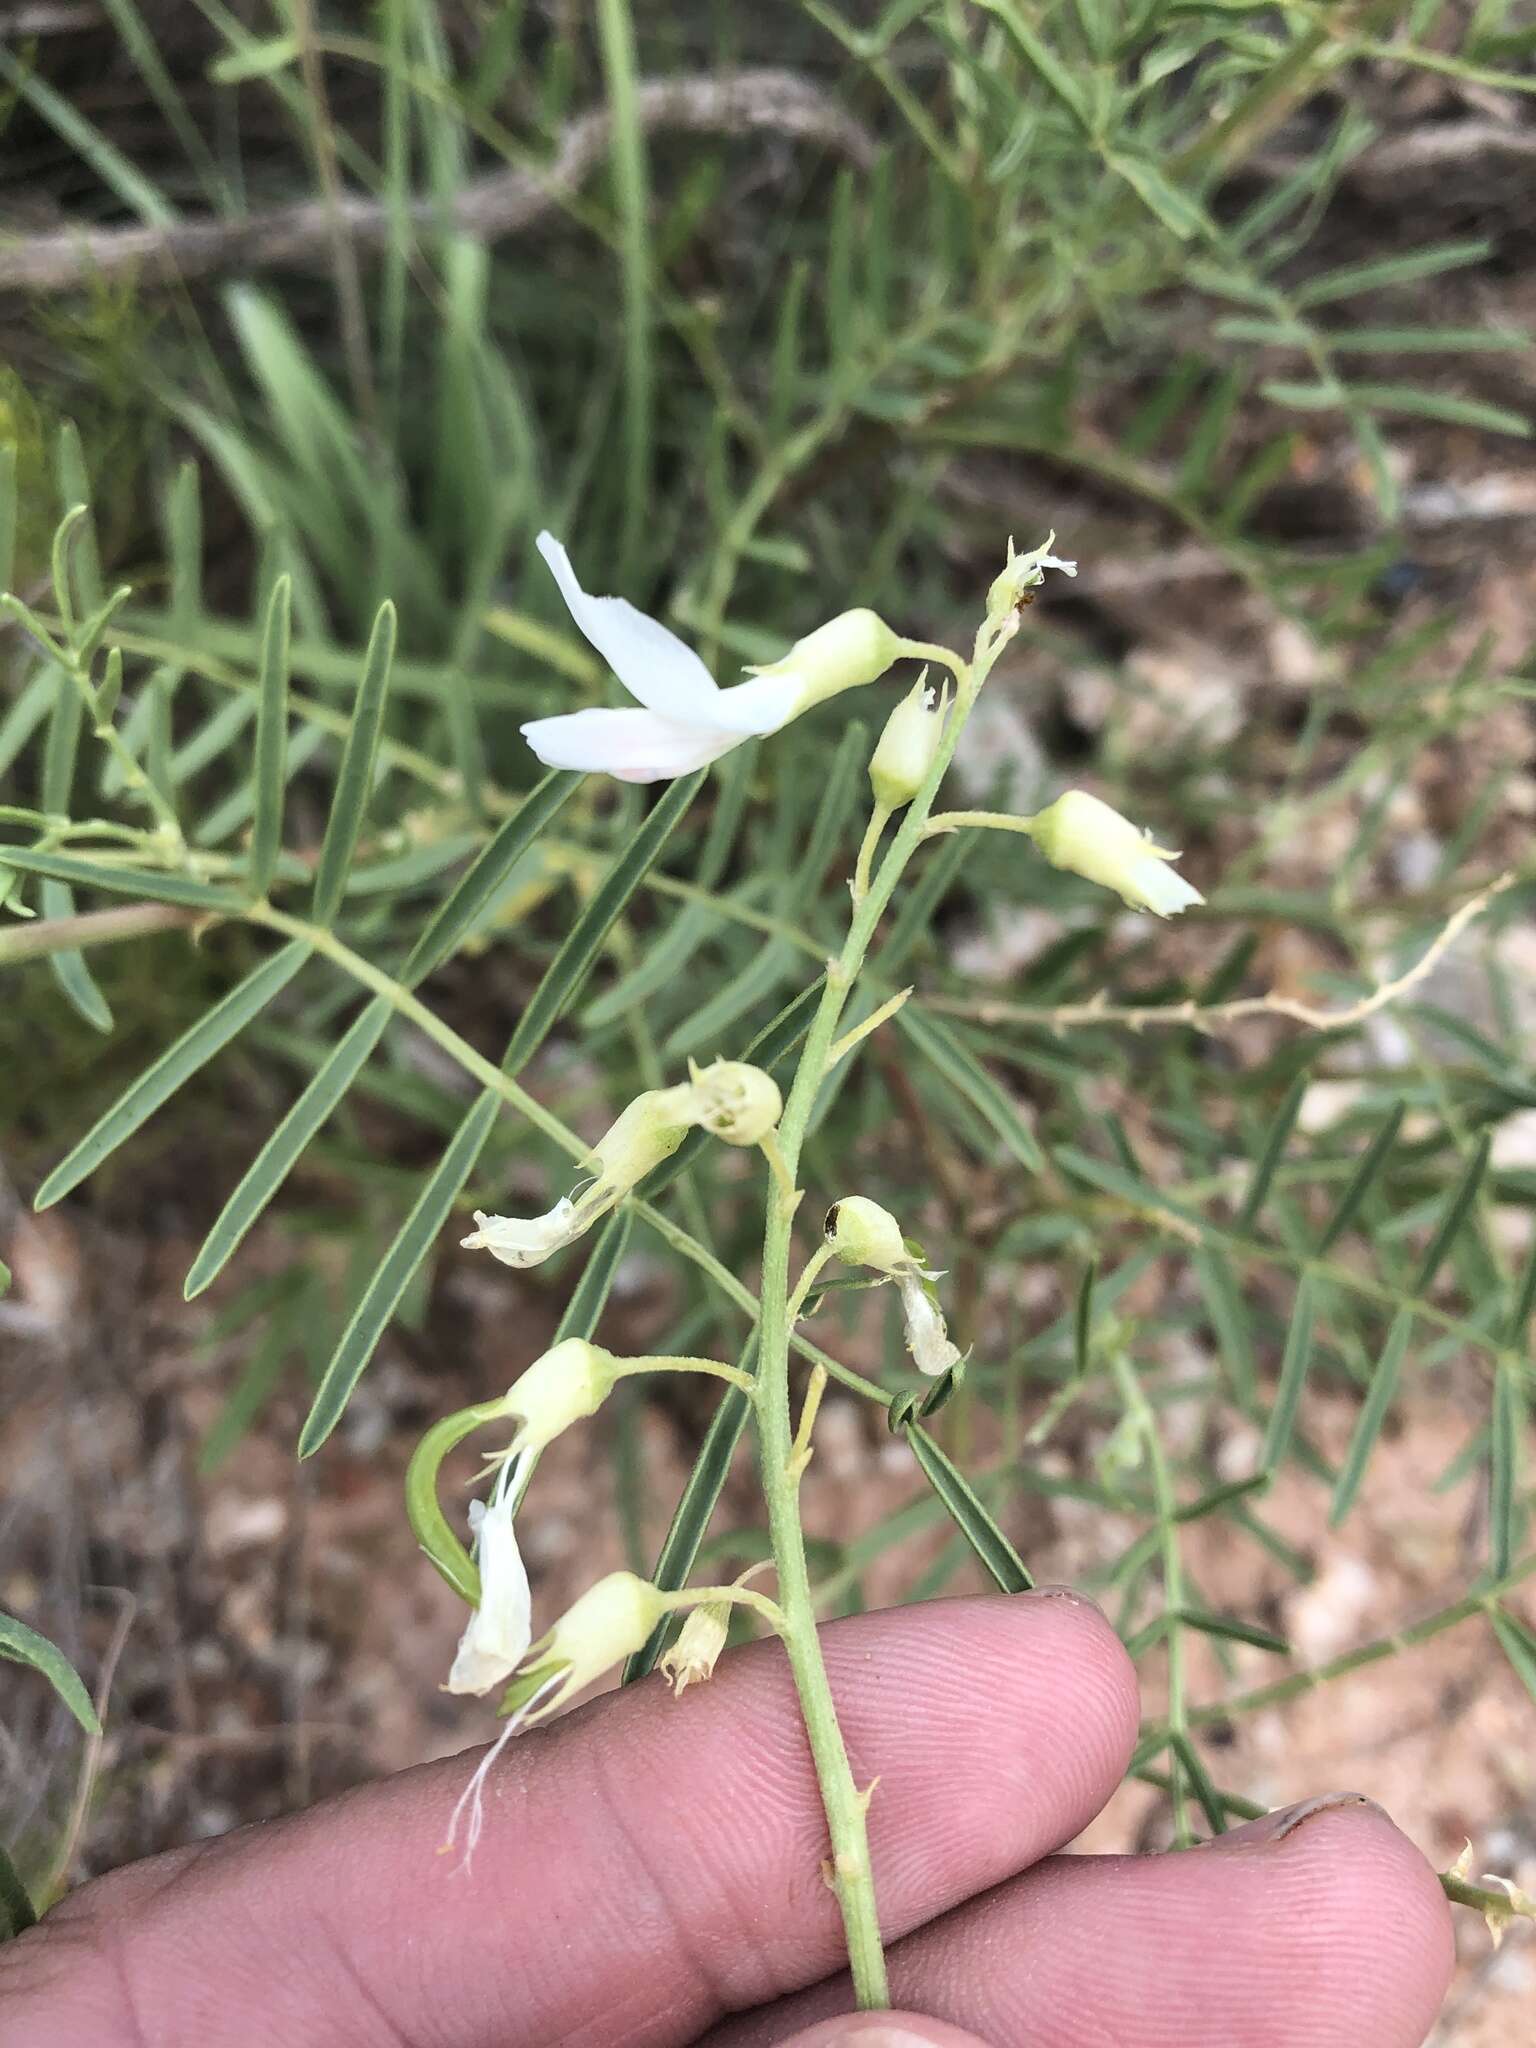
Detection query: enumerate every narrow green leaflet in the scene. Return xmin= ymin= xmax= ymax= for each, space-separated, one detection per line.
xmin=402 ymin=771 xmax=579 ymax=985
xmin=554 ymin=1210 xmax=632 ymax=1343
xmin=38 ymin=663 xmax=113 ymax=1031
xmin=0 ymin=1612 xmax=100 ymax=1734
xmin=199 ymin=1306 xmax=299 ymax=1472
xmin=1169 ymin=1730 xmax=1228 ymax=1836
xmin=904 ymin=1423 xmax=1033 ymax=1592
xmin=0 ymin=1837 xmax=35 ymax=1940
xmin=1261 ymin=1273 xmax=1317 ymax=1473
xmin=1489 ymin=1365 xmax=1524 ymax=1580
xmin=1263 ymin=380 xmax=1530 ymax=438
xmin=978 ymin=0 xmax=1090 ymax=125
xmin=1331 ymin=1308 xmax=1413 ymax=1526
xmin=1236 ymin=1076 xmax=1306 ymax=1231
xmin=1491 ymin=1607 xmax=1536 ymax=1708
xmin=502 ymin=771 xmax=703 ymax=1075
xmin=896 ymin=1008 xmax=1043 ymax=1171
xmin=1316 ymin=1103 xmax=1403 ymax=1253
xmin=36 ymin=940 xmax=311 ymax=1209
xmin=0 ymin=845 xmax=246 ymax=912
xmin=1194 ymin=1247 xmax=1257 ymax=1411
xmin=298 ymin=1089 xmax=499 ymax=1456
xmin=1413 ymin=1134 xmax=1490 ymax=1294
xmin=624 ymin=1359 xmax=755 ymax=1683
xmin=310 ymin=600 xmax=398 ymax=924
xmin=248 ymin=573 xmax=291 ymax=899
xmin=1177 ymin=1608 xmax=1289 ymax=1656
xmin=184 ymin=995 xmax=391 ymax=1299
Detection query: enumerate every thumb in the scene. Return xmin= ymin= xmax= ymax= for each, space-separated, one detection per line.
xmin=777 ymin=2016 xmax=995 ymax=2047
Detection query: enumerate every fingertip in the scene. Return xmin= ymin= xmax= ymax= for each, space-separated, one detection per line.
xmin=778 ymin=2015 xmax=996 ymax=2048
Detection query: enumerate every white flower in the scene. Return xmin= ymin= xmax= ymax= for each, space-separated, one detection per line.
xmin=896 ymin=1269 xmax=963 ymax=1378
xmin=446 ymin=1485 xmax=532 ymax=1696
xmin=987 ymin=531 xmax=1078 ymax=616
xmin=460 ymin=1198 xmax=582 ymax=1269
xmin=1026 ymin=789 xmax=1204 ymax=917
xmin=521 ymin=534 xmax=900 ymax=782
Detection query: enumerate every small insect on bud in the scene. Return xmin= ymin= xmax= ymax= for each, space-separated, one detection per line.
xmin=659 ymin=1600 xmax=731 ymax=1695
xmin=502 ymin=1338 xmax=616 ymax=1458
xmin=869 ymin=674 xmax=945 ymax=810
xmin=986 ymin=531 xmax=1077 ymax=618
xmin=824 ymin=1195 xmax=908 ymax=1274
xmin=685 ymin=1058 xmax=783 ymax=1146
xmin=747 ymin=608 xmax=902 ymax=714
xmin=501 ymin=1571 xmax=671 ymax=1728
xmin=1026 ymin=789 xmax=1203 ymax=918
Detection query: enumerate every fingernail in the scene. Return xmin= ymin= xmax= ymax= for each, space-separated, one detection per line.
xmin=1200 ymin=1790 xmax=1389 ymax=1849
xmin=1021 ymin=1583 xmax=1102 ymax=1614
xmin=816 ymin=2031 xmax=959 ymax=2047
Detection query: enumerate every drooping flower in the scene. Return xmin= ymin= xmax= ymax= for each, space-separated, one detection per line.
xmin=445 ymin=1480 xmax=533 ymax=1697
xmin=501 ymin=1571 xmax=670 ymax=1727
xmin=824 ymin=1195 xmax=965 ymax=1378
xmin=658 ymin=1599 xmax=731 ymax=1696
xmin=1025 ymin=789 xmax=1203 ymax=917
xmin=521 ymin=534 xmax=901 ymax=782
xmin=498 ymin=1337 xmax=614 ymax=1460
xmin=460 ymin=1197 xmax=582 ymax=1269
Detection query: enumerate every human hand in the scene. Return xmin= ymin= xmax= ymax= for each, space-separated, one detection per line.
xmin=0 ymin=1591 xmax=1453 ymax=2047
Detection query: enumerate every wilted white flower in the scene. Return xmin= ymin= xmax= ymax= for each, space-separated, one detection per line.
xmin=986 ymin=531 xmax=1078 ymax=616
xmin=521 ymin=534 xmax=901 ymax=782
xmin=658 ymin=1600 xmax=731 ymax=1696
xmin=825 ymin=1195 xmax=964 ymax=1377
xmin=461 ymin=1197 xmax=582 ymax=1269
xmin=446 ymin=1482 xmax=532 ymax=1696
xmin=895 ymin=1269 xmax=963 ymax=1378
xmin=1026 ymin=789 xmax=1203 ymax=917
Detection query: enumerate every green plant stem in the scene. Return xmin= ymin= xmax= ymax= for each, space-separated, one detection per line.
xmin=662 ymin=1582 xmax=787 ymax=1635
xmin=0 ymin=900 xmax=198 ymax=963
xmin=1111 ymin=1350 xmax=1191 ymax=1845
xmin=851 ymin=803 xmax=890 ymax=907
xmin=923 ymin=808 xmax=1038 ymax=839
xmin=615 ymin=1356 xmax=756 ymax=1396
xmin=750 ymin=620 xmax=992 ymax=2008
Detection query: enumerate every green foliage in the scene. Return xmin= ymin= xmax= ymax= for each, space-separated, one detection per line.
xmin=2 ymin=0 xmax=1534 ymax=1878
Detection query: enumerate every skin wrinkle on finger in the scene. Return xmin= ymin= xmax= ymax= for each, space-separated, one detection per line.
xmin=705 ymin=1807 xmax=1455 ymax=2048
xmin=0 ymin=1596 xmax=1138 ymax=2048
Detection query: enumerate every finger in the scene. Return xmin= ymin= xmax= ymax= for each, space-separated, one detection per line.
xmin=779 ymin=2016 xmax=995 ymax=2046
xmin=0 ymin=1590 xmax=1137 ymax=2048
xmin=706 ymin=1795 xmax=1454 ymax=2048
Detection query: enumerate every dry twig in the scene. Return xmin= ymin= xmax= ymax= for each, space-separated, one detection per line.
xmin=0 ymin=69 xmax=874 ymax=297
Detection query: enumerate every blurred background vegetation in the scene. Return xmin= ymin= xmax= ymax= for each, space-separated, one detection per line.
xmin=2 ymin=1 xmax=1536 ymax=2027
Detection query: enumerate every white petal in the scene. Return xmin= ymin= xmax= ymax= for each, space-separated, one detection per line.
xmin=694 ymin=672 xmax=805 ymax=736
xmin=446 ymin=1491 xmax=532 ymax=1695
xmin=520 ymin=707 xmax=740 ymax=782
xmin=536 ymin=533 xmax=719 ymax=718
xmin=897 ymin=1272 xmax=962 ymax=1377
xmin=1129 ymin=857 xmax=1204 ymax=917
xmin=461 ymin=1199 xmax=580 ymax=1268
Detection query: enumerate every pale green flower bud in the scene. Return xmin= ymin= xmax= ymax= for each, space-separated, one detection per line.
xmin=503 ymin=1337 xmax=616 ymax=1458
xmin=749 ymin=608 xmax=901 ymax=713
xmin=824 ymin=1195 xmax=907 ymax=1274
xmin=502 ymin=1570 xmax=670 ymax=1726
xmin=685 ymin=1058 xmax=782 ymax=1146
xmin=586 ymin=1087 xmax=697 ymax=1189
xmin=986 ymin=531 xmax=1077 ymax=617
xmin=869 ymin=675 xmax=944 ymax=809
xmin=1027 ymin=789 xmax=1203 ymax=917
xmin=658 ymin=1600 xmax=730 ymax=1695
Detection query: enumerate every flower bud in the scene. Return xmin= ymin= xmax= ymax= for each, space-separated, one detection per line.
xmin=462 ymin=1197 xmax=581 ymax=1269
xmin=1026 ymin=789 xmax=1203 ymax=918
xmin=896 ymin=1269 xmax=963 ymax=1379
xmin=504 ymin=1337 xmax=616 ymax=1457
xmin=749 ymin=608 xmax=901 ymax=713
xmin=446 ymin=1488 xmax=532 ymax=1695
xmin=502 ymin=1570 xmax=670 ymax=1725
xmin=586 ymin=1087 xmax=696 ymax=1191
xmin=869 ymin=675 xmax=944 ymax=809
xmin=986 ymin=531 xmax=1077 ymax=617
xmin=685 ymin=1058 xmax=782 ymax=1146
xmin=824 ymin=1195 xmax=907 ymax=1274
xmin=658 ymin=1600 xmax=730 ymax=1695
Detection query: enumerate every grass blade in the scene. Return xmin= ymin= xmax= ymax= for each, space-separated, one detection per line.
xmin=403 ymin=771 xmax=580 ymax=985
xmin=36 ymin=940 xmax=310 ymax=1209
xmin=502 ymin=771 xmax=703 ymax=1075
xmin=1331 ymin=1308 xmax=1413 ymax=1526
xmin=1261 ymin=1272 xmax=1317 ymax=1473
xmin=1316 ymin=1103 xmax=1403 ymax=1253
xmin=0 ymin=1612 xmax=99 ymax=1734
xmin=904 ymin=1423 xmax=1033 ymax=1592
xmin=310 ymin=600 xmax=398 ymax=925
xmin=298 ymin=1089 xmax=499 ymax=1457
xmin=624 ymin=1356 xmax=756 ymax=1683
xmin=1236 ymin=1076 xmax=1306 ymax=1231
xmin=184 ymin=995 xmax=391 ymax=1299
xmin=249 ymin=573 xmax=292 ymax=899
